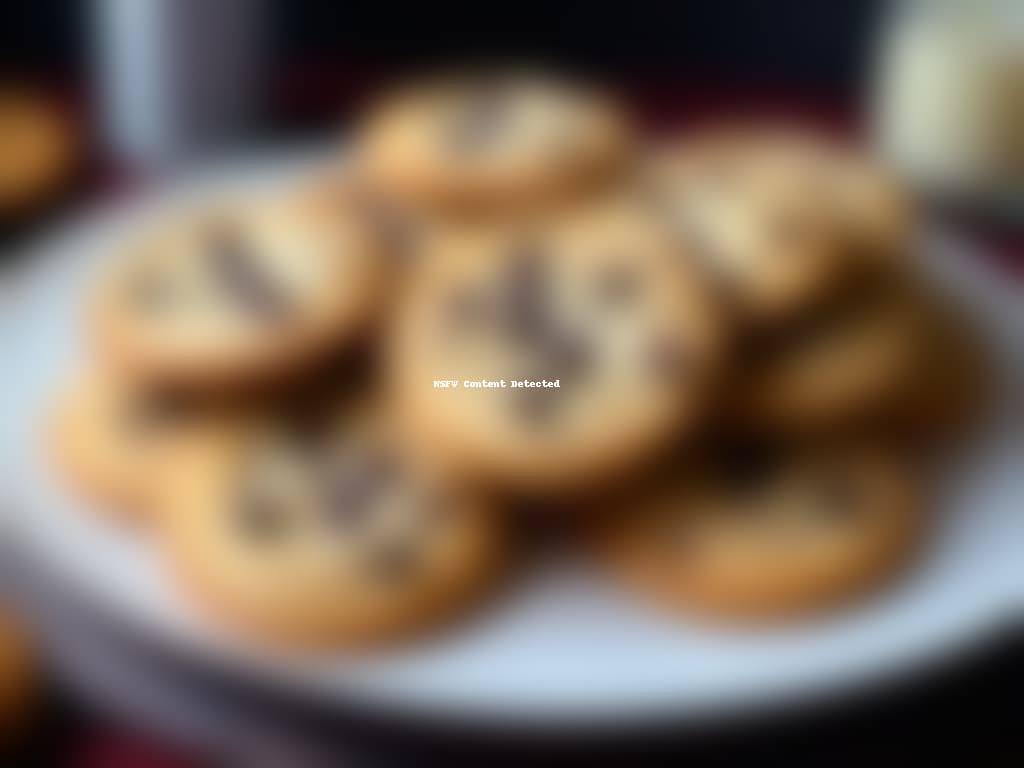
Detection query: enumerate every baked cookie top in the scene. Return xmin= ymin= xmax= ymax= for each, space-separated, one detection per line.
xmin=588 ymin=440 xmax=921 ymax=620
xmin=91 ymin=181 xmax=385 ymax=388
xmin=356 ymin=71 xmax=630 ymax=210
xmin=158 ymin=399 xmax=503 ymax=649
xmin=389 ymin=198 xmax=724 ymax=492
xmin=644 ymin=126 xmax=913 ymax=324
xmin=48 ymin=369 xmax=196 ymax=522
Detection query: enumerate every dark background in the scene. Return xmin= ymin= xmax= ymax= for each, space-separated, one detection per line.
xmin=4 ymin=1 xmax=882 ymax=81
xmin=2 ymin=1 xmax=885 ymax=126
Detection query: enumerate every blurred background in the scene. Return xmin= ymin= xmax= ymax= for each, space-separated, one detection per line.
xmin=1 ymin=1 xmax=1020 ymax=765
xmin=3 ymin=0 xmax=1022 ymax=261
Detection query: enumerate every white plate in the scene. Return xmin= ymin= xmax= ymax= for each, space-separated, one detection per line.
xmin=2 ymin=151 xmax=1022 ymax=728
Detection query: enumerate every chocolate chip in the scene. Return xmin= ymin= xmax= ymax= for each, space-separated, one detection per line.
xmin=281 ymin=408 xmax=332 ymax=454
xmin=718 ymin=439 xmax=779 ymax=498
xmin=495 ymin=240 xmax=593 ymax=383
xmin=510 ymin=386 xmax=560 ymax=429
xmin=498 ymin=240 xmax=551 ymax=342
xmin=594 ymin=263 xmax=642 ymax=308
xmin=416 ymin=491 xmax=451 ymax=529
xmin=544 ymin=330 xmax=593 ymax=380
xmin=661 ymin=521 xmax=700 ymax=563
xmin=445 ymin=80 xmax=510 ymax=154
xmin=124 ymin=391 xmax=191 ymax=438
xmin=815 ymin=472 xmax=863 ymax=523
xmin=322 ymin=475 xmax=374 ymax=530
xmin=366 ymin=540 xmax=420 ymax=583
xmin=206 ymin=224 xmax=291 ymax=322
xmin=646 ymin=334 xmax=687 ymax=382
xmin=354 ymin=192 xmax=419 ymax=263
xmin=319 ymin=451 xmax=400 ymax=531
xmin=754 ymin=300 xmax=852 ymax=361
xmin=443 ymin=285 xmax=489 ymax=331
xmin=235 ymin=488 xmax=288 ymax=542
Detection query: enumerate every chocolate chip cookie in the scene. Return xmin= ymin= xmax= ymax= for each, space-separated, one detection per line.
xmin=48 ymin=370 xmax=195 ymax=523
xmin=389 ymin=197 xmax=724 ymax=492
xmin=726 ymin=275 xmax=928 ymax=431
xmin=158 ymin=400 xmax=504 ymax=649
xmin=356 ymin=71 xmax=630 ymax=211
xmin=883 ymin=295 xmax=990 ymax=444
xmin=91 ymin=181 xmax=385 ymax=389
xmin=588 ymin=440 xmax=922 ymax=620
xmin=644 ymin=126 xmax=913 ymax=325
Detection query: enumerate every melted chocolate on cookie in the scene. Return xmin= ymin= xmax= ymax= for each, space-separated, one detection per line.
xmin=445 ymin=80 xmax=511 ymax=155
xmin=206 ymin=224 xmax=292 ymax=322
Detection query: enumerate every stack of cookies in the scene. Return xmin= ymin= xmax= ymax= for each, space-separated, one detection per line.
xmin=49 ymin=71 xmax=986 ymax=648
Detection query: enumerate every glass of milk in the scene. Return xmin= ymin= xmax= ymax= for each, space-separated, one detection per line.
xmin=873 ymin=0 xmax=1024 ymax=211
xmin=93 ymin=0 xmax=266 ymax=171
